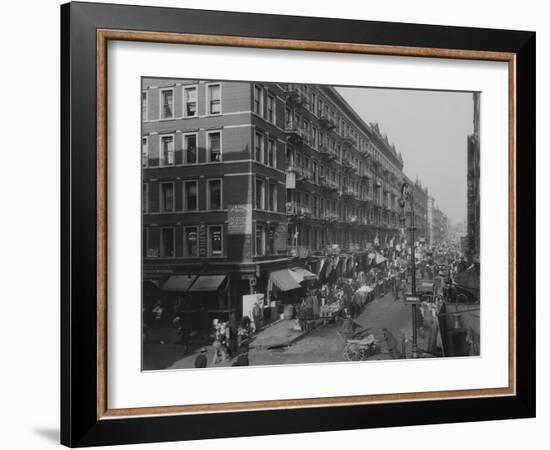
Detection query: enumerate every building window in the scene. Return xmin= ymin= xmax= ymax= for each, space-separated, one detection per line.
xmin=208 ymin=225 xmax=223 ymax=256
xmin=311 ymin=92 xmax=317 ymax=115
xmin=207 ymin=84 xmax=221 ymax=115
xmin=184 ymin=226 xmax=198 ymax=257
xmin=160 ymin=228 xmax=175 ymax=257
xmin=255 ymin=178 xmax=265 ymax=209
xmin=207 ymin=132 xmax=221 ymax=162
xmin=183 ymin=134 xmax=197 ymax=164
xmin=141 ymin=136 xmax=148 ymax=167
xmin=255 ymin=132 xmax=264 ymax=163
xmin=285 ymin=107 xmax=292 ymax=128
xmin=312 ymin=127 xmax=317 ymax=149
xmin=142 ymin=91 xmax=148 ymax=121
xmin=295 ymin=191 xmax=302 ymax=207
xmin=303 ymin=120 xmax=309 ymax=142
xmin=159 ymin=135 xmax=175 ymax=166
xmin=267 ymin=94 xmax=275 ymax=123
xmin=160 ymin=89 xmax=174 ymax=119
xmin=184 ymin=180 xmax=198 ymax=211
xmin=312 ymin=161 xmax=318 ymax=183
xmin=208 ymin=179 xmax=222 ymax=210
xmin=254 ymin=85 xmax=263 ymax=116
xmin=267 ymin=139 xmax=276 ymax=167
xmin=142 ymin=183 xmax=148 ymax=213
xmin=268 ymin=182 xmax=277 ymax=211
xmin=256 ymin=224 xmax=266 ymax=256
xmin=268 ymin=226 xmax=276 ymax=255
xmin=313 ymin=229 xmax=319 ymax=250
xmin=183 ymin=86 xmax=197 ymax=117
xmin=160 ymin=183 xmax=174 ymax=212
xmin=142 ymin=228 xmax=149 ymax=257
xmin=313 ymin=196 xmax=318 ymax=216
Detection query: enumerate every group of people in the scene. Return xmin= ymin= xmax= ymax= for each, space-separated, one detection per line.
xmin=192 ymin=315 xmax=255 ymax=368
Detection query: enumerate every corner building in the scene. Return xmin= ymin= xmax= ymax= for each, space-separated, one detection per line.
xmin=141 ymin=79 xmax=413 ymax=325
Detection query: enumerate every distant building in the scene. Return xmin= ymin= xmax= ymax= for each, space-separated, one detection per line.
xmin=427 ymin=196 xmax=449 ymax=246
xmin=467 ymin=92 xmax=481 ymax=262
xmin=412 ymin=179 xmax=429 ymax=244
xmin=427 ymin=196 xmax=435 ymax=246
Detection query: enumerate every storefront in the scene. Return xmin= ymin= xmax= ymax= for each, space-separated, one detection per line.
xmin=153 ymin=274 xmax=230 ymax=341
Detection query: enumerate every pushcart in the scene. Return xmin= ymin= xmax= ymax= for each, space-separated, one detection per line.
xmin=342 ymin=329 xmax=379 ymax=361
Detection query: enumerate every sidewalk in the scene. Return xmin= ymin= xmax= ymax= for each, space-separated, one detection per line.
xmin=354 ymin=282 xmax=431 ymax=359
xmin=249 ymin=319 xmax=314 ymax=349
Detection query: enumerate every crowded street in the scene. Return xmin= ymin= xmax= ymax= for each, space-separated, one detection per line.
xmin=166 ymin=282 xmax=418 ymax=369
xmin=143 ymin=240 xmax=479 ymax=371
xmin=141 ymin=80 xmax=481 ymax=372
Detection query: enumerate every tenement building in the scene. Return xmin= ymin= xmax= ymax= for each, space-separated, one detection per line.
xmin=141 ymin=79 xmax=438 ymax=327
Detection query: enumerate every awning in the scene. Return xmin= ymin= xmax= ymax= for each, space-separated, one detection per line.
xmin=160 ymin=275 xmax=197 ymax=292
xmin=290 ymin=267 xmax=318 ymax=284
xmin=188 ymin=275 xmax=227 ymax=292
xmin=317 ymin=258 xmax=327 ymax=275
xmin=269 ymin=269 xmax=302 ymax=292
xmin=375 ymin=254 xmax=387 ymax=265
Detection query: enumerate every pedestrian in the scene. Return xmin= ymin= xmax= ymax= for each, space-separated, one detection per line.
xmin=298 ymin=299 xmax=308 ymax=332
xmin=211 ymin=338 xmax=227 ymax=365
xmin=172 ymin=316 xmax=190 ymax=354
xmin=151 ymin=300 xmax=164 ymax=329
xmin=311 ymin=290 xmax=320 ymax=319
xmin=211 ymin=319 xmax=229 ymax=364
xmin=252 ymin=302 xmax=262 ymax=332
xmin=304 ymin=291 xmax=314 ymax=323
xmin=194 ymin=347 xmax=208 ymax=368
xmin=381 ymin=327 xmax=401 ymax=359
xmin=228 ymin=312 xmax=238 ymax=355
xmin=394 ymin=277 xmax=401 ymax=301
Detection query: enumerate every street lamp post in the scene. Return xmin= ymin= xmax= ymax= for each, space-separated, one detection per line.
xmin=400 ymin=182 xmax=418 ymax=358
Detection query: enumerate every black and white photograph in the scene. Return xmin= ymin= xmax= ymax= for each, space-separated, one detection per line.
xmin=141 ymin=79 xmax=481 ymax=370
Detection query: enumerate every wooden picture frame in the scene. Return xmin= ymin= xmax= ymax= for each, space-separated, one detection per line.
xmin=61 ymin=2 xmax=535 ymax=447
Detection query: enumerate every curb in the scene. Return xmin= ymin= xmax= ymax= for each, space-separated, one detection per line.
xmin=249 ymin=320 xmax=320 ymax=350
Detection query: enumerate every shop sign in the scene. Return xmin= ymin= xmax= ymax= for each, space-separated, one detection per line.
xmin=404 ymin=294 xmax=421 ymax=304
xmin=198 ymin=224 xmax=207 ymax=257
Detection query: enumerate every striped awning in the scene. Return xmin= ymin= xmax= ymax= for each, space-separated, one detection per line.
xmin=160 ymin=275 xmax=197 ymax=292
xmin=375 ymin=254 xmax=388 ymax=264
xmin=290 ymin=267 xmax=318 ymax=284
xmin=188 ymin=275 xmax=227 ymax=292
xmin=269 ymin=269 xmax=302 ymax=292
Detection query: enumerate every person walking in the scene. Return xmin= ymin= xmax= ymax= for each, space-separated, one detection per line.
xmin=298 ymin=299 xmax=308 ymax=332
xmin=311 ymin=290 xmax=320 ymax=320
xmin=381 ymin=328 xmax=401 ymax=359
xmin=394 ymin=276 xmax=402 ymax=301
xmin=172 ymin=316 xmax=190 ymax=354
xmin=151 ymin=300 xmax=164 ymax=329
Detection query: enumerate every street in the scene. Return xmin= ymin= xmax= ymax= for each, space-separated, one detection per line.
xmin=156 ymin=285 xmax=419 ymax=370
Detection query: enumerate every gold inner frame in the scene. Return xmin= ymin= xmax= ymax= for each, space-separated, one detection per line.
xmin=96 ymin=29 xmax=517 ymax=420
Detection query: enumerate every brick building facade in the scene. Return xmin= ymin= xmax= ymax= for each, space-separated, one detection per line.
xmin=141 ymin=78 xmax=443 ymax=326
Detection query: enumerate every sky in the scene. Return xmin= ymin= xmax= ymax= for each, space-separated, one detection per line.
xmin=336 ymin=87 xmax=474 ymax=225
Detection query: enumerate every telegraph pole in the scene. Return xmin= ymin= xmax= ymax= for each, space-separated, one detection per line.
xmin=400 ymin=182 xmax=418 ymax=358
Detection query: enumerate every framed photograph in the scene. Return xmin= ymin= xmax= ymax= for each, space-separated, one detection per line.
xmin=61 ymin=2 xmax=535 ymax=447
